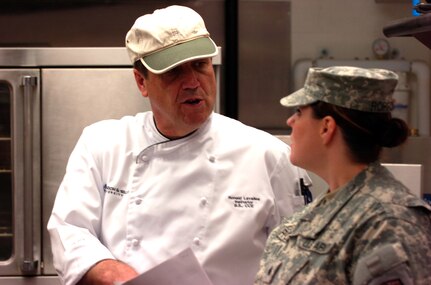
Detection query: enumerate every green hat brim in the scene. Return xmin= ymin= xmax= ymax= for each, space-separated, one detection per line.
xmin=141 ymin=37 xmax=218 ymax=74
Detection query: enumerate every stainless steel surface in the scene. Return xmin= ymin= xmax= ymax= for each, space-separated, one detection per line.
xmin=0 ymin=69 xmax=42 ymax=275
xmin=238 ymin=0 xmax=292 ymax=133
xmin=0 ymin=47 xmax=131 ymax=66
xmin=0 ymin=47 xmax=222 ymax=67
xmin=41 ymin=67 xmax=151 ymax=274
xmin=1 ymin=276 xmax=60 ymax=285
xmin=21 ymin=75 xmax=39 ymax=275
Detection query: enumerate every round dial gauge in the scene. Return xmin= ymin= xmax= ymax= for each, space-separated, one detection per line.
xmin=372 ymin=38 xmax=391 ymax=58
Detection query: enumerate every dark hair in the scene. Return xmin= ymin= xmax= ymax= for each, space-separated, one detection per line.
xmin=133 ymin=60 xmax=148 ymax=78
xmin=310 ymin=101 xmax=409 ymax=164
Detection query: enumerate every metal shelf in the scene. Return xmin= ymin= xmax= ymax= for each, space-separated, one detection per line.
xmin=383 ymin=13 xmax=431 ymax=49
xmin=375 ymin=0 xmax=410 ymax=2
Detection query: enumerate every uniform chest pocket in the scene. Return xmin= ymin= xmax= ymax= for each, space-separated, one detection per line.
xmin=259 ymin=236 xmax=334 ymax=284
xmin=260 ymin=258 xmax=309 ymax=284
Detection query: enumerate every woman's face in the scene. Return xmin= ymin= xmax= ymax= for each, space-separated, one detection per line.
xmin=286 ymin=106 xmax=324 ymax=171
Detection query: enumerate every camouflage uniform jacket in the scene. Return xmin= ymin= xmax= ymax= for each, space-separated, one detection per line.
xmin=255 ymin=162 xmax=431 ymax=285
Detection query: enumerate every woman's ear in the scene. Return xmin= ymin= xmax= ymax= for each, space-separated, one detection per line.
xmin=133 ymin=69 xmax=149 ymax=98
xmin=320 ymin=116 xmax=337 ymax=145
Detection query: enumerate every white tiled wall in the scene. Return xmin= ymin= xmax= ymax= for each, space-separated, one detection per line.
xmin=290 ymin=0 xmax=431 ymax=68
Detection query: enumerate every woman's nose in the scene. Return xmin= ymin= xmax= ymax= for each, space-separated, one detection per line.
xmin=286 ymin=115 xmax=294 ymax=127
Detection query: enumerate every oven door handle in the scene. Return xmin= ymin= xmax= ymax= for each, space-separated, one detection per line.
xmin=20 ymin=75 xmax=39 ymax=274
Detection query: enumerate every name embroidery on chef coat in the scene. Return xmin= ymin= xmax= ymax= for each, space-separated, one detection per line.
xmin=103 ymin=184 xmax=129 ymax=197
xmin=228 ymin=195 xmax=260 ymax=208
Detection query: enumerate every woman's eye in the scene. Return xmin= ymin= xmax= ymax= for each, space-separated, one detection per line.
xmin=295 ymin=108 xmax=302 ymax=115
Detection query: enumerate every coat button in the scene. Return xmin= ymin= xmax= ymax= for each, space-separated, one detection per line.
xmin=135 ymin=198 xmax=142 ymax=205
xmin=132 ymin=239 xmax=140 ymax=247
xmin=208 ymin=156 xmax=215 ymax=163
xmin=193 ymin=237 xmax=200 ymax=246
xmin=200 ymin=197 xmax=208 ymax=207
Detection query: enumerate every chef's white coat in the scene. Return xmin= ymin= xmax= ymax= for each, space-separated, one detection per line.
xmin=47 ymin=112 xmax=311 ymax=285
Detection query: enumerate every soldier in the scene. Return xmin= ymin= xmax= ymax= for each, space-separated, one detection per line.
xmin=254 ymin=66 xmax=431 ymax=285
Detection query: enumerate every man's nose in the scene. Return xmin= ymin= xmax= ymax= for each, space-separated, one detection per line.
xmin=182 ymin=66 xmax=200 ymax=89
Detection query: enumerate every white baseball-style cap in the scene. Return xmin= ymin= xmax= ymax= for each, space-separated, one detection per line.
xmin=125 ymin=5 xmax=218 ymax=74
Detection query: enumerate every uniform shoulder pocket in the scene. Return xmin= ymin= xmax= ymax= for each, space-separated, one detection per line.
xmin=353 ymin=242 xmax=412 ymax=285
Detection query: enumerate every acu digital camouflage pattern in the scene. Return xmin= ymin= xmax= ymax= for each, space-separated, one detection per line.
xmin=254 ymin=162 xmax=431 ymax=285
xmin=280 ymin=66 xmax=398 ymax=112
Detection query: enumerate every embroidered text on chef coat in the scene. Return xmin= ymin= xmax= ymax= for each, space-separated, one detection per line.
xmin=228 ymin=195 xmax=261 ymax=208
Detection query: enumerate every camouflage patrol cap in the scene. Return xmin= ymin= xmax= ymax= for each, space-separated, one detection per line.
xmin=280 ymin=66 xmax=398 ymax=112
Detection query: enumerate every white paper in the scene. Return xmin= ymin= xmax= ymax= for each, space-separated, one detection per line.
xmin=119 ymin=248 xmax=214 ymax=285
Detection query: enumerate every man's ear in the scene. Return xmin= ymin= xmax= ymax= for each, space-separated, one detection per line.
xmin=321 ymin=116 xmax=337 ymax=145
xmin=133 ymin=69 xmax=149 ymax=98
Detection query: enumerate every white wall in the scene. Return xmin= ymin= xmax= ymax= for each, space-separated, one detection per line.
xmin=291 ymin=0 xmax=431 ymax=66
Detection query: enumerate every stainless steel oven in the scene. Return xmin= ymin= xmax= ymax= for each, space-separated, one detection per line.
xmin=0 ymin=47 xmax=221 ymax=284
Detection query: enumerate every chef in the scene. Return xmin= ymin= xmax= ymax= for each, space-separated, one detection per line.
xmin=47 ymin=5 xmax=311 ymax=285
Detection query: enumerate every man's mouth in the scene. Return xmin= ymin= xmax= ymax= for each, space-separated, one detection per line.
xmin=184 ymin=98 xmax=202 ymax=105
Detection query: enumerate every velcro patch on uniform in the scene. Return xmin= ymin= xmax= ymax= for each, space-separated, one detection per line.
xmin=297 ymin=236 xmax=332 ymax=254
xmin=276 ymin=223 xmax=297 ymax=242
xmin=353 ymin=243 xmax=412 ymax=285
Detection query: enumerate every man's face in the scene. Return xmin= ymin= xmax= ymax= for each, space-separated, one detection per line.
xmin=134 ymin=58 xmax=216 ymax=139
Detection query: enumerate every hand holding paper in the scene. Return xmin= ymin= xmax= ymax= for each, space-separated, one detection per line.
xmin=118 ymin=248 xmax=214 ymax=285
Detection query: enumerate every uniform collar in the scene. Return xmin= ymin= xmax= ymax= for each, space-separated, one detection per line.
xmin=294 ymin=163 xmax=380 ymax=238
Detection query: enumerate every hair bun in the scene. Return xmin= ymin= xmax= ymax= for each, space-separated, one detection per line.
xmin=379 ymin=118 xmax=409 ymax=148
